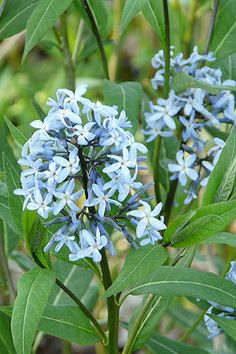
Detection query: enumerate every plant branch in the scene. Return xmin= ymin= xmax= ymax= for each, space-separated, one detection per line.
xmin=60 ymin=12 xmax=75 ymax=90
xmin=82 ymin=0 xmax=110 ymax=80
xmin=100 ymin=249 xmax=120 ymax=354
xmin=162 ymin=0 xmax=171 ymax=98
xmin=204 ymin=0 xmax=220 ymax=54
xmin=55 ymin=278 xmax=107 ymax=343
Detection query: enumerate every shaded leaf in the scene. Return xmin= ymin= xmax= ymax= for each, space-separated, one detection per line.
xmin=0 ymin=312 xmax=16 ymax=354
xmin=142 ymin=0 xmax=164 ymax=40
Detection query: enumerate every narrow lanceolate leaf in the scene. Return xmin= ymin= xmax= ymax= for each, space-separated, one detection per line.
xmin=171 ymin=72 xmax=236 ymax=95
xmin=3 ymin=154 xmax=22 ymax=234
xmin=203 ymin=232 xmax=236 ymax=248
xmin=11 ymin=268 xmax=56 ymax=354
xmin=0 ymin=196 xmax=19 ymax=234
xmin=211 ymin=0 xmax=236 ymax=59
xmin=106 ymin=244 xmax=167 ymax=297
xmin=0 ymin=0 xmax=39 ymax=40
xmin=120 ymin=0 xmax=148 ymax=34
xmin=130 ymin=267 xmax=236 ymax=310
xmin=142 ymin=0 xmax=164 ymax=40
xmin=210 ymin=314 xmax=236 ymax=341
xmin=203 ymin=126 xmax=236 ymax=206
xmin=103 ymin=80 xmax=142 ymax=133
xmin=4 ymin=117 xmax=27 ymax=148
xmin=166 ymin=200 xmax=236 ymax=247
xmin=130 ymin=247 xmax=197 ymax=351
xmin=75 ymin=0 xmax=110 ymax=38
xmin=147 ymin=334 xmax=209 ymax=354
xmin=39 ymin=305 xmax=99 ymax=345
xmin=23 ymin=0 xmax=73 ymax=59
xmin=0 ymin=312 xmax=16 ymax=354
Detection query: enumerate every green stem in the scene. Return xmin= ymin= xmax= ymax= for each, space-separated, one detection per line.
xmin=55 ymin=278 xmax=107 ymax=343
xmin=122 ymin=248 xmax=188 ymax=354
xmin=153 ymin=136 xmax=162 ymax=203
xmin=82 ymin=0 xmax=110 ymax=80
xmin=100 ymin=249 xmax=119 ymax=354
xmin=153 ymin=0 xmax=171 ymax=203
xmin=60 ymin=13 xmax=75 ymax=90
xmin=204 ymin=0 xmax=220 ymax=54
xmin=122 ymin=294 xmax=155 ymax=354
xmin=162 ymin=0 xmax=171 ymax=98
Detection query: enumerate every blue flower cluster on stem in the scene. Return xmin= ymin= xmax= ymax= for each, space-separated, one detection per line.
xmin=15 ymin=86 xmax=166 ymax=262
xmin=144 ymin=46 xmax=235 ymax=204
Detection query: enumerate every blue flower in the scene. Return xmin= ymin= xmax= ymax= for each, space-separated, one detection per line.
xmin=27 ymin=188 xmax=52 ymax=218
xmin=53 ymin=149 xmax=80 ymax=178
xmin=84 ymin=184 xmax=121 ymax=217
xmin=69 ymin=228 xmax=107 ymax=262
xmin=53 ymin=179 xmax=84 ymax=215
xmin=168 ymin=150 xmax=198 ymax=186
xmin=127 ymin=201 xmax=166 ymax=239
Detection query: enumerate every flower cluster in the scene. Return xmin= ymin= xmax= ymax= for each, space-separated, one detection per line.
xmin=144 ymin=46 xmax=235 ymax=204
xmin=204 ymin=261 xmax=236 ymax=339
xmin=15 ymin=86 xmax=166 ymax=262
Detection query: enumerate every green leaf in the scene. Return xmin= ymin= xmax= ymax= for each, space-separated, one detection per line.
xmin=120 ymin=0 xmax=148 ymax=34
xmin=0 ymin=196 xmax=19 ymax=234
xmin=103 ymin=80 xmax=142 ymax=133
xmin=211 ymin=0 xmax=236 ymax=59
xmin=11 ymin=268 xmax=56 ymax=354
xmin=203 ymin=232 xmax=236 ymax=247
xmin=171 ymin=71 xmax=236 ymax=94
xmin=5 ymin=117 xmax=27 ymax=148
xmin=3 ymin=154 xmax=22 ymax=234
xmin=38 ymin=305 xmax=99 ymax=345
xmin=142 ymin=0 xmax=164 ymax=40
xmin=214 ymin=53 xmax=236 ymax=81
xmin=0 ymin=306 xmax=13 ymax=318
xmin=203 ymin=126 xmax=236 ymax=205
xmin=0 ymin=127 xmax=19 ymax=172
xmin=166 ymin=200 xmax=236 ymax=247
xmin=147 ymin=334 xmax=209 ymax=354
xmin=106 ymin=244 xmax=167 ymax=297
xmin=75 ymin=0 xmax=110 ymax=38
xmin=148 ymin=333 xmax=208 ymax=354
xmin=49 ymin=260 xmax=93 ymax=305
xmin=210 ymin=314 xmax=236 ymax=341
xmin=130 ymin=266 xmax=236 ymax=309
xmin=0 ymin=0 xmax=38 ymax=40
xmin=130 ymin=247 xmax=197 ymax=351
xmin=23 ymin=0 xmax=73 ymax=59
xmin=0 ymin=312 xmax=16 ymax=354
